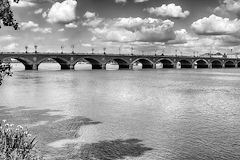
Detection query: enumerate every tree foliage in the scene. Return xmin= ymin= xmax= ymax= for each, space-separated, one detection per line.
xmin=0 ymin=0 xmax=19 ymax=30
xmin=0 ymin=63 xmax=12 ymax=86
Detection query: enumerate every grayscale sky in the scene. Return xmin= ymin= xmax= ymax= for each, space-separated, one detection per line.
xmin=1 ymin=0 xmax=240 ymax=55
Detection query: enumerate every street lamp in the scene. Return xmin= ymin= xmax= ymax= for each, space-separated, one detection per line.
xmin=119 ymin=47 xmax=121 ymax=55
xmin=71 ymin=45 xmax=75 ymax=54
xmin=92 ymin=48 xmax=94 ymax=54
xmin=61 ymin=45 xmax=64 ymax=54
xmin=34 ymin=45 xmax=37 ymax=54
xmin=25 ymin=46 xmax=28 ymax=53
xmin=103 ymin=47 xmax=106 ymax=55
xmin=131 ymin=47 xmax=134 ymax=55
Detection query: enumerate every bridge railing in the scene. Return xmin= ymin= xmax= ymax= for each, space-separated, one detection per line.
xmin=0 ymin=52 xmax=238 ymax=60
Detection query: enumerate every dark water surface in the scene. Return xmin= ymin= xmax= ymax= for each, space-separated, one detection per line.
xmin=1 ymin=65 xmax=240 ymax=159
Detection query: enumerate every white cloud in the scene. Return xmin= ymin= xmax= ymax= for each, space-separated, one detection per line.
xmin=42 ymin=12 xmax=47 ymax=18
xmin=9 ymin=0 xmax=35 ymax=7
xmin=145 ymin=3 xmax=190 ymax=19
xmin=46 ymin=0 xmax=77 ymax=23
xmin=134 ymin=0 xmax=149 ymax=3
xmin=214 ymin=0 xmax=240 ymax=17
xmin=3 ymin=43 xmax=19 ymax=51
xmin=58 ymin=28 xmax=65 ymax=32
xmin=34 ymin=8 xmax=43 ymax=14
xmin=82 ymin=11 xmax=103 ymax=27
xmin=34 ymin=37 xmax=45 ymax=41
xmin=58 ymin=38 xmax=69 ymax=42
xmin=0 ymin=35 xmax=16 ymax=42
xmin=83 ymin=11 xmax=96 ymax=19
xmin=82 ymin=43 xmax=92 ymax=47
xmin=115 ymin=0 xmax=148 ymax=3
xmin=167 ymin=29 xmax=198 ymax=44
xmin=65 ymin=22 xmax=78 ymax=28
xmin=20 ymin=21 xmax=39 ymax=30
xmin=115 ymin=0 xmax=127 ymax=3
xmin=31 ymin=27 xmax=52 ymax=34
xmin=191 ymin=14 xmax=240 ymax=35
xmin=84 ymin=16 xmax=176 ymax=42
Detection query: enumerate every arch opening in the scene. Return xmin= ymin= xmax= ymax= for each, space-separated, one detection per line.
xmin=133 ymin=58 xmax=153 ymax=69
xmin=105 ymin=59 xmax=129 ymax=70
xmin=225 ymin=61 xmax=235 ymax=68
xmin=157 ymin=59 xmax=174 ymax=68
xmin=2 ymin=57 xmax=32 ymax=70
xmin=84 ymin=58 xmax=102 ymax=69
xmin=179 ymin=60 xmax=192 ymax=68
xmin=195 ymin=60 xmax=208 ymax=68
xmin=211 ymin=60 xmax=222 ymax=68
xmin=238 ymin=62 xmax=240 ymax=68
xmin=38 ymin=58 xmax=62 ymax=70
xmin=74 ymin=59 xmax=92 ymax=70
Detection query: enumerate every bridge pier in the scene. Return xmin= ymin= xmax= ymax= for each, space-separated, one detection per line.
xmin=129 ymin=64 xmax=133 ymax=70
xmin=208 ymin=63 xmax=212 ymax=69
xmin=192 ymin=63 xmax=195 ymax=69
xmin=222 ymin=63 xmax=225 ymax=68
xmin=102 ymin=64 xmax=106 ymax=70
xmin=70 ymin=64 xmax=74 ymax=70
xmin=173 ymin=63 xmax=177 ymax=69
xmin=32 ymin=64 xmax=38 ymax=70
xmin=152 ymin=63 xmax=156 ymax=69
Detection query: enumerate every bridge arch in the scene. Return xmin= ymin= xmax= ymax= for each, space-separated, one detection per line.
xmin=37 ymin=57 xmax=70 ymax=70
xmin=108 ymin=58 xmax=130 ymax=70
xmin=211 ymin=60 xmax=223 ymax=68
xmin=131 ymin=58 xmax=154 ymax=69
xmin=178 ymin=59 xmax=192 ymax=68
xmin=194 ymin=59 xmax=209 ymax=68
xmin=2 ymin=57 xmax=33 ymax=70
xmin=73 ymin=57 xmax=103 ymax=69
xmin=156 ymin=58 xmax=174 ymax=68
xmin=237 ymin=61 xmax=240 ymax=68
xmin=225 ymin=60 xmax=235 ymax=68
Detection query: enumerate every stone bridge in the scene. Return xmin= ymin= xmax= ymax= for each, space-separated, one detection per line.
xmin=0 ymin=52 xmax=239 ymax=70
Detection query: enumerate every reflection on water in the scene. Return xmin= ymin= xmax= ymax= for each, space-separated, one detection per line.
xmin=1 ymin=64 xmax=240 ymax=159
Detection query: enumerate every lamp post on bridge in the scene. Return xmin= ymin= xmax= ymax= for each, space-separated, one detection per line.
xmin=71 ymin=45 xmax=75 ymax=54
xmin=103 ymin=47 xmax=106 ymax=55
xmin=34 ymin=45 xmax=38 ymax=54
xmin=61 ymin=45 xmax=64 ymax=54
xmin=131 ymin=47 xmax=134 ymax=56
xmin=92 ymin=48 xmax=94 ymax=54
xmin=25 ymin=46 xmax=28 ymax=54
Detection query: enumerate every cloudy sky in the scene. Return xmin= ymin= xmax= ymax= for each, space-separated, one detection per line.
xmin=2 ymin=0 xmax=240 ymax=55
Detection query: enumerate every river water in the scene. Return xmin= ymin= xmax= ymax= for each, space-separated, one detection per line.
xmin=1 ymin=63 xmax=240 ymax=159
